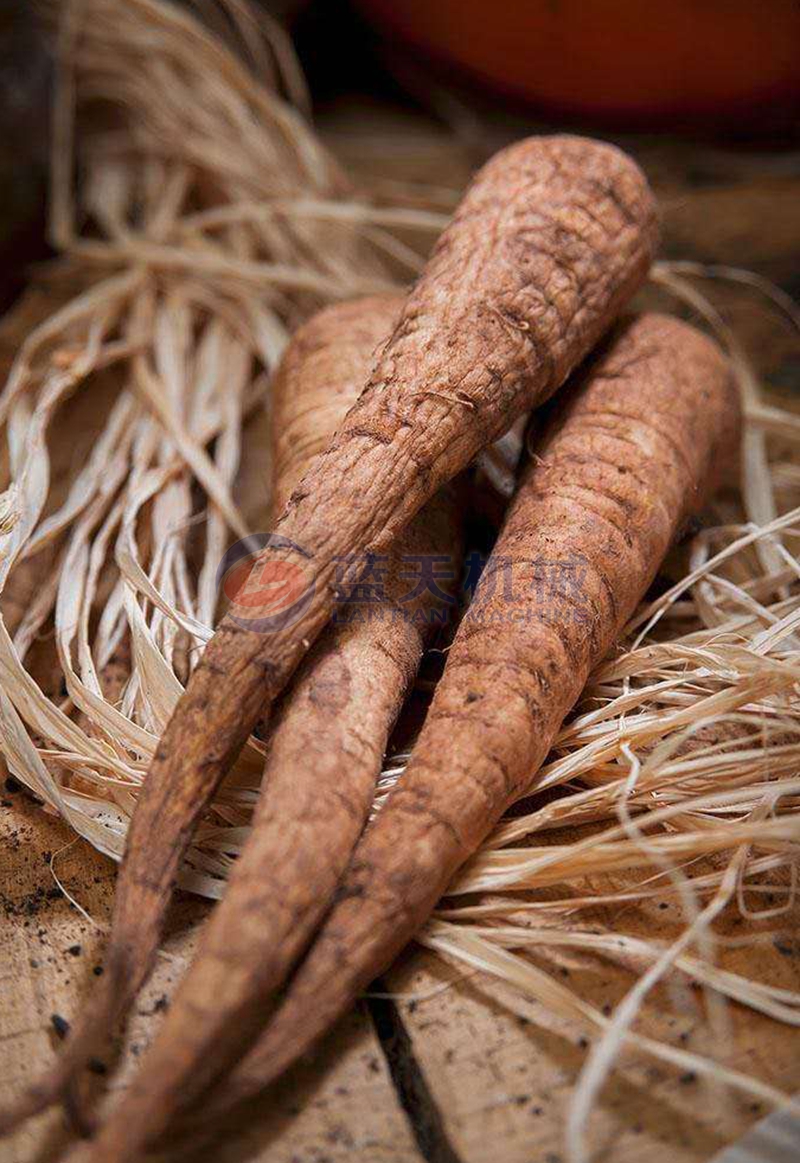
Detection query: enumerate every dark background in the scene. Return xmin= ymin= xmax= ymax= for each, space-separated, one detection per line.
xmin=2 ymin=0 xmax=799 ymax=395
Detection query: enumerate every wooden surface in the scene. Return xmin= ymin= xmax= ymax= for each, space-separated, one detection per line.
xmin=0 ymin=795 xmax=424 ymax=1163
xmin=2 ymin=89 xmax=800 ymax=1163
xmin=2 ymin=792 xmax=799 ymax=1163
xmin=387 ymin=923 xmax=800 ymax=1163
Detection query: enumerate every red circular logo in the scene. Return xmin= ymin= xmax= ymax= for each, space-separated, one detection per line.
xmin=217 ymin=534 xmax=315 ymax=632
xmin=223 ymin=557 xmax=309 ymax=614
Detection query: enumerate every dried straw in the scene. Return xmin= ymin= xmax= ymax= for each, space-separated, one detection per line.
xmin=0 ymin=0 xmax=443 ymax=885
xmin=0 ymin=2 xmax=798 ymax=1161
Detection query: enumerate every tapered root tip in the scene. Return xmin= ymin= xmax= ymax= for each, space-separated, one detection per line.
xmin=0 ymin=1091 xmax=50 ymax=1139
xmin=0 ymin=976 xmax=127 ymax=1142
xmin=0 ymin=1058 xmax=97 ymax=1141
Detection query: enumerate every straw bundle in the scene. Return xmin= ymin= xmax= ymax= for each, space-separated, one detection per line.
xmin=0 ymin=0 xmax=444 ymax=888
xmin=0 ymin=1 xmax=798 ymax=1159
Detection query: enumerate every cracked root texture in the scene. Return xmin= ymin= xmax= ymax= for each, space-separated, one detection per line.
xmin=53 ymin=134 xmax=656 ymax=1141
xmin=73 ymin=296 xmax=464 ymax=1152
xmin=270 ymin=295 xmax=405 ymax=513
xmin=184 ymin=313 xmax=740 ymax=1122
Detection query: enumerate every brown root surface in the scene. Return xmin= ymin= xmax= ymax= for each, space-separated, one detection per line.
xmin=177 ymin=313 xmax=739 ymax=1130
xmin=16 ymin=134 xmax=655 ymax=1151
xmin=66 ymin=295 xmax=463 ymax=1150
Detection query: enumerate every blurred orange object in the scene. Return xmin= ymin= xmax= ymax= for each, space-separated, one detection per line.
xmin=355 ymin=0 xmax=800 ymax=131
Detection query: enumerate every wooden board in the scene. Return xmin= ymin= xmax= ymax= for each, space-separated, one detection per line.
xmin=385 ymin=922 xmax=800 ymax=1163
xmin=0 ymin=792 xmax=424 ymax=1163
xmin=2 ymin=794 xmax=798 ymax=1163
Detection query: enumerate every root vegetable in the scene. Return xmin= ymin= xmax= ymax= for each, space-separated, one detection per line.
xmin=64 ymin=294 xmax=463 ymax=1146
xmin=269 ymin=297 xmax=404 ymax=512
xmin=171 ymin=311 xmax=741 ymax=1130
xmin=0 ymin=133 xmax=656 ymax=1138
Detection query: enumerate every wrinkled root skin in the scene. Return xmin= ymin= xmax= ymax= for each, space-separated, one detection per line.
xmin=6 ymin=134 xmax=658 ymax=1152
xmin=179 ymin=313 xmax=739 ymax=1131
xmin=65 ymin=298 xmax=464 ymax=1154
